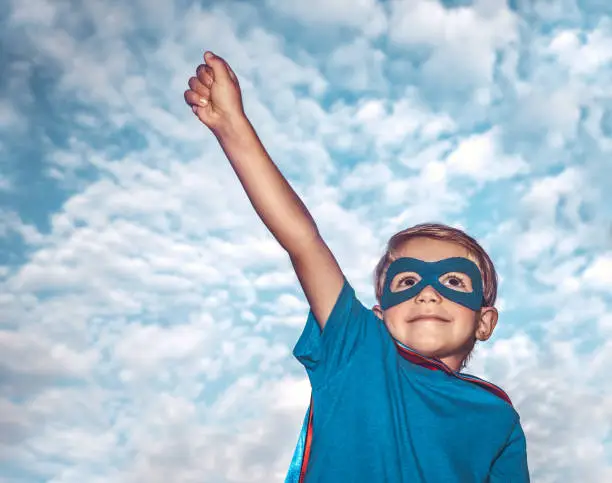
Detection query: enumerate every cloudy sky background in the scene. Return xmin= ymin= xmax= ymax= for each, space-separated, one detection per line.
xmin=1 ymin=0 xmax=612 ymax=481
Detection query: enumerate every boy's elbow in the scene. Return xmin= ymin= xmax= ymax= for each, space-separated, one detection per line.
xmin=281 ymin=226 xmax=321 ymax=257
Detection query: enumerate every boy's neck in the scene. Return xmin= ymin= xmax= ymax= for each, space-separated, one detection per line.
xmin=439 ymin=354 xmax=464 ymax=372
xmin=395 ymin=339 xmax=466 ymax=372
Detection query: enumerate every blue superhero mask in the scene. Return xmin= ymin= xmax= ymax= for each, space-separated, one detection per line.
xmin=380 ymin=257 xmax=484 ymax=311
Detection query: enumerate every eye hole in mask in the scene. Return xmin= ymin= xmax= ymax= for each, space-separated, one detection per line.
xmin=391 ymin=271 xmax=474 ymax=293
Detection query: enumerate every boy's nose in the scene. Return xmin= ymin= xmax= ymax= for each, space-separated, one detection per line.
xmin=416 ymin=285 xmax=442 ymax=303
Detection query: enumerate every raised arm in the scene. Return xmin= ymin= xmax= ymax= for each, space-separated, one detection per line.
xmin=184 ymin=51 xmax=344 ymax=329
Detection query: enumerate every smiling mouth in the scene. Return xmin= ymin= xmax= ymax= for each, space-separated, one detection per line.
xmin=408 ymin=315 xmax=450 ymax=323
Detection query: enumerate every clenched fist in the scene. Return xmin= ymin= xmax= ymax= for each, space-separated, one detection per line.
xmin=184 ymin=51 xmax=245 ymax=136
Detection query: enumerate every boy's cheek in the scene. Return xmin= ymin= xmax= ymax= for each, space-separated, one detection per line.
xmin=445 ymin=301 xmax=478 ymax=320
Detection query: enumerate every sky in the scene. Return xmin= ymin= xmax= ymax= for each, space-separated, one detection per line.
xmin=1 ymin=0 xmax=611 ymax=481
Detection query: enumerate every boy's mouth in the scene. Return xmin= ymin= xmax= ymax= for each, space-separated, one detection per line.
xmin=408 ymin=314 xmax=450 ymax=323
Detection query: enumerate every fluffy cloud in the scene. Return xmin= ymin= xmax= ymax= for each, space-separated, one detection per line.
xmin=266 ymin=0 xmax=387 ymax=37
xmin=388 ymin=0 xmax=518 ymax=95
xmin=1 ymin=0 xmax=611 ymax=482
xmin=446 ymin=127 xmax=529 ymax=182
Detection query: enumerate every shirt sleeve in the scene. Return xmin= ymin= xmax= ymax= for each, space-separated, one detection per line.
xmin=489 ymin=419 xmax=530 ymax=482
xmin=293 ymin=276 xmax=389 ymax=390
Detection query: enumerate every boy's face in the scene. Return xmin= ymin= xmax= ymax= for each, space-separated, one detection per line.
xmin=372 ymin=237 xmax=498 ymax=371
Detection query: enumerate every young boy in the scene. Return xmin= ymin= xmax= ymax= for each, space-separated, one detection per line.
xmin=185 ymin=51 xmax=530 ymax=482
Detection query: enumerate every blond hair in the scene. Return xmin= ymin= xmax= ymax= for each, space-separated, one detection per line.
xmin=373 ymin=222 xmax=498 ymax=308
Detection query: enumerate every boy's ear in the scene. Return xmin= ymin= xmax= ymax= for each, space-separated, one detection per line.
xmin=372 ymin=304 xmax=384 ymax=320
xmin=475 ymin=307 xmax=498 ymax=341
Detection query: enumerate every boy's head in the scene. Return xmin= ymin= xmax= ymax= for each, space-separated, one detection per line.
xmin=372 ymin=223 xmax=498 ymax=371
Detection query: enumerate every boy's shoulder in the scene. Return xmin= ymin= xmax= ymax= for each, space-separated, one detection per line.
xmin=396 ymin=343 xmax=516 ymax=409
xmin=456 ymin=372 xmax=514 ymax=407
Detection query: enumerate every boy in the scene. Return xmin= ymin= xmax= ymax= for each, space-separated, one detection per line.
xmin=184 ymin=51 xmax=530 ymax=482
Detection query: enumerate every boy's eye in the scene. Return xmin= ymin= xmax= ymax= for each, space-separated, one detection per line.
xmin=392 ymin=272 xmax=421 ymax=291
xmin=440 ymin=273 xmax=472 ymax=292
xmin=399 ymin=276 xmax=418 ymax=287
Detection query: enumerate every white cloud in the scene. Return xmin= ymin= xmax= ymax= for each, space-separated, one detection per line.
xmin=507 ymin=167 xmax=603 ymax=263
xmin=112 ymin=320 xmax=210 ymax=374
xmin=446 ymin=127 xmax=529 ymax=182
xmin=326 ymin=38 xmax=387 ymax=92
xmin=548 ymin=20 xmax=612 ymax=76
xmin=0 ymin=210 xmax=44 ymax=245
xmin=9 ymin=0 xmax=57 ymax=27
xmin=340 ymin=161 xmax=393 ymax=192
xmin=266 ymin=293 xmax=308 ymax=316
xmin=2 ymin=0 xmax=612 ymax=482
xmin=510 ymin=85 xmax=582 ymax=149
xmin=582 ymin=253 xmax=612 ymax=291
xmin=470 ymin=329 xmax=612 ymax=482
xmin=348 ymin=93 xmax=456 ymax=152
xmin=0 ymin=175 xmax=11 ymax=192
xmin=0 ymin=330 xmax=98 ymax=378
xmin=0 ymin=101 xmax=21 ymax=129
xmin=266 ymin=0 xmax=387 ymax=37
xmin=253 ymin=270 xmax=297 ymax=290
xmin=388 ymin=0 xmax=518 ymax=92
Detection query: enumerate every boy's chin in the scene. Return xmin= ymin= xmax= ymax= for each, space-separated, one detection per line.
xmin=409 ymin=344 xmax=442 ymax=358
xmin=386 ymin=323 xmax=461 ymax=358
xmin=393 ymin=334 xmax=451 ymax=359
xmin=395 ymin=336 xmax=438 ymax=355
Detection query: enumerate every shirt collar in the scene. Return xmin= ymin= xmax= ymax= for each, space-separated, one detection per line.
xmin=393 ymin=339 xmax=513 ymax=406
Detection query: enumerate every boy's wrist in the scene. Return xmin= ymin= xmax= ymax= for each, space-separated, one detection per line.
xmin=213 ymin=113 xmax=253 ymax=145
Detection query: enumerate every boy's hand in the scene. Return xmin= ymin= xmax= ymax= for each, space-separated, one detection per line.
xmin=184 ymin=51 xmax=245 ymax=137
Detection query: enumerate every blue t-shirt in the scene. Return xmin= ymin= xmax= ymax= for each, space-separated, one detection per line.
xmin=292 ymin=277 xmax=529 ymax=483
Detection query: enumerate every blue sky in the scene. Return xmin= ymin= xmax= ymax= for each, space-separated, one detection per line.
xmin=1 ymin=0 xmax=611 ymax=481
